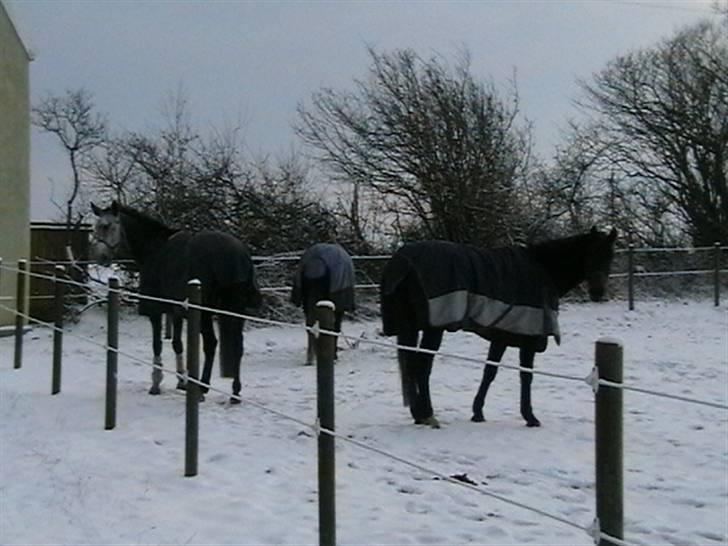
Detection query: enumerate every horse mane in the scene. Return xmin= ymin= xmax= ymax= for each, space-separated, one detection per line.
xmin=525 ymin=231 xmax=599 ymax=295
xmin=526 ymin=231 xmax=592 ymax=258
xmin=116 ymin=203 xmax=178 ymax=239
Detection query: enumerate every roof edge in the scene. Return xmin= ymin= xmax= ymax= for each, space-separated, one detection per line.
xmin=1 ymin=0 xmax=35 ymax=61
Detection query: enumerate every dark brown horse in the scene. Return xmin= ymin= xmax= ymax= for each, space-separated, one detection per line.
xmin=90 ymin=202 xmax=261 ymax=402
xmin=380 ymin=227 xmax=617 ymax=428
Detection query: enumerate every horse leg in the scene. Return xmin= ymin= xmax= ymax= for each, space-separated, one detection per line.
xmin=333 ymin=310 xmax=344 ymax=362
xmin=223 ymin=317 xmax=244 ymax=404
xmin=199 ymin=312 xmax=217 ymax=400
xmin=471 ymin=342 xmax=507 ymax=422
xmin=172 ymin=314 xmax=186 ymax=390
xmin=519 ymin=348 xmax=541 ymax=427
xmin=413 ymin=328 xmax=444 ymax=428
xmin=149 ymin=314 xmax=163 ymax=395
xmin=396 ymin=328 xmax=419 ymax=415
xmin=304 ymin=307 xmax=316 ymax=366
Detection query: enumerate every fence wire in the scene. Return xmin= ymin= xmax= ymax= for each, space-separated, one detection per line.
xmin=2 ymin=262 xmax=726 ymax=412
xmin=0 ymin=268 xmax=718 ymax=546
xmin=0 ymin=299 xmax=604 ymax=543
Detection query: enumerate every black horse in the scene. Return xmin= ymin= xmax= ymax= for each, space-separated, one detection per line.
xmin=90 ymin=202 xmax=261 ymax=402
xmin=291 ymin=243 xmax=355 ymax=365
xmin=380 ymin=227 xmax=617 ymax=428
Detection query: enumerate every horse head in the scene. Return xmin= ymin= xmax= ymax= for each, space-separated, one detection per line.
xmin=90 ymin=201 xmax=124 ymax=266
xmin=583 ymin=226 xmax=618 ymax=302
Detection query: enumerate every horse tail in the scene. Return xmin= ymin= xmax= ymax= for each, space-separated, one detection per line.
xmin=382 ymin=267 xmax=424 ymax=408
xmin=218 ymin=314 xmax=243 ymax=378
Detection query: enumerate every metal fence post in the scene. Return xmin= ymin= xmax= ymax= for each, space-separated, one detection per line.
xmin=14 ymin=259 xmax=27 ymax=370
xmin=185 ymin=280 xmax=201 ymax=477
xmin=105 ymin=277 xmax=120 ymax=430
xmin=595 ymin=338 xmax=624 ymax=546
xmin=315 ymin=300 xmax=336 ymax=546
xmin=627 ymin=243 xmax=634 ymax=311
xmin=714 ymin=242 xmax=721 ymax=307
xmin=51 ymin=265 xmax=66 ymax=394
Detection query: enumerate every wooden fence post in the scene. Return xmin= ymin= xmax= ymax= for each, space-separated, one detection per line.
xmin=51 ymin=265 xmax=66 ymax=394
xmin=105 ymin=277 xmax=120 ymax=430
xmin=595 ymin=338 xmax=624 ymax=546
xmin=714 ymin=242 xmax=721 ymax=307
xmin=14 ymin=259 xmax=27 ymax=370
xmin=185 ymin=280 xmax=201 ymax=477
xmin=627 ymin=244 xmax=634 ymax=311
xmin=315 ymin=300 xmax=336 ymax=546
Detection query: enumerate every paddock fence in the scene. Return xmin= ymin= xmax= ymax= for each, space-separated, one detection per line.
xmin=1 ymin=252 xmax=727 ymax=546
xmin=17 ymin=243 xmax=728 ymax=324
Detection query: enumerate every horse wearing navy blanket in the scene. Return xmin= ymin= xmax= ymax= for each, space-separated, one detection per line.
xmin=380 ymin=227 xmax=617 ymax=428
xmin=291 ymin=243 xmax=355 ymax=365
xmin=90 ymin=202 xmax=261 ymax=403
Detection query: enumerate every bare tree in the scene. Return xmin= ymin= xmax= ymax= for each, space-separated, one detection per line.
xmin=296 ymin=47 xmax=532 ymax=247
xmin=32 ymin=88 xmax=106 ymax=237
xmin=88 ymin=89 xmax=337 ymax=253
xmin=578 ymin=20 xmax=728 ymax=245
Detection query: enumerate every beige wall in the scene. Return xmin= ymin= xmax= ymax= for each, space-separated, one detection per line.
xmin=0 ymin=1 xmax=31 ymax=327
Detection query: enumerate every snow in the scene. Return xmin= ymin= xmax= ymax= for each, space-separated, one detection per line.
xmin=1 ymin=298 xmax=727 ymax=545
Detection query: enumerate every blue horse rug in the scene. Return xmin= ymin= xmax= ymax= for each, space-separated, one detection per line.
xmin=291 ymin=243 xmax=356 ymax=312
xmin=380 ymin=240 xmax=560 ymax=355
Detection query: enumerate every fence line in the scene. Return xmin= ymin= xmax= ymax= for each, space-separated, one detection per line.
xmin=2 ymin=261 xmax=382 ymax=297
xmin=2 ymin=245 xmax=724 ymax=545
xmin=0 ymin=299 xmax=609 ymax=543
xmin=1 ymin=276 xmax=718 ymax=545
xmin=1 ymin=263 xmax=92 ymax=291
xmin=597 ymin=378 xmax=728 ymax=410
xmin=623 ymin=245 xmax=728 ymax=253
xmin=20 ymin=245 xmax=727 ymax=267
xmin=260 ymin=283 xmax=379 ymax=293
xmin=611 ymin=269 xmax=728 ymax=278
xmin=2 ymin=263 xmax=725 ymax=412
xmin=109 ymin=283 xmax=728 ymax=412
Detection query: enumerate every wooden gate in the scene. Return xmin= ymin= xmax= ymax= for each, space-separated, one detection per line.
xmin=30 ymin=222 xmax=91 ymax=321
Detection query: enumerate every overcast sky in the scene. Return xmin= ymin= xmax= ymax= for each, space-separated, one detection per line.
xmin=7 ymin=0 xmax=719 ymax=221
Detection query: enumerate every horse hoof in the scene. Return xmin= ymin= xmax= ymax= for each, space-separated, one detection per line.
xmin=229 ymin=396 xmax=242 ymax=405
xmin=415 ymin=416 xmax=440 ymax=428
xmin=176 ymin=380 xmax=187 ymax=391
xmin=149 ymin=386 xmax=161 ymax=395
xmin=526 ymin=419 xmax=541 ymax=427
xmin=426 ymin=417 xmax=441 ymax=429
xmin=471 ymin=414 xmax=485 ymax=423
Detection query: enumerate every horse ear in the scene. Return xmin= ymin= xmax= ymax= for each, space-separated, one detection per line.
xmin=608 ymin=228 xmax=617 ymax=242
xmin=590 ymin=226 xmax=598 ymax=235
xmin=91 ymin=202 xmax=101 ymax=216
xmin=110 ymin=201 xmax=119 ymax=216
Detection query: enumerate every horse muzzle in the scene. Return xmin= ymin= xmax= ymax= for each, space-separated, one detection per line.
xmin=90 ymin=243 xmax=112 ymax=266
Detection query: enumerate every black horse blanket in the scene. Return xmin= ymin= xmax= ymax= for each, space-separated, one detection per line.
xmin=291 ymin=243 xmax=355 ymax=312
xmin=138 ymin=231 xmax=260 ymax=316
xmin=380 ymin=240 xmax=560 ymax=354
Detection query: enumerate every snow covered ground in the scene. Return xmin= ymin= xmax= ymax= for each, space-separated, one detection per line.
xmin=1 ymin=298 xmax=726 ymax=545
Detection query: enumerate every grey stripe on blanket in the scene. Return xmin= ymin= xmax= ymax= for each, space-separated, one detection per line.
xmin=381 ymin=240 xmax=560 ymax=344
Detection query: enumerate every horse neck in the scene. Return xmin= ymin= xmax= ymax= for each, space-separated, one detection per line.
xmin=119 ymin=209 xmax=175 ymax=265
xmin=527 ymin=234 xmax=590 ymax=297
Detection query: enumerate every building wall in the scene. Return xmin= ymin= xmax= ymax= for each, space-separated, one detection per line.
xmin=0 ymin=1 xmax=31 ymax=327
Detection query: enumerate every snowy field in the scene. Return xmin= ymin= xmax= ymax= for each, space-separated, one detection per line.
xmin=1 ymin=298 xmax=726 ymax=545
